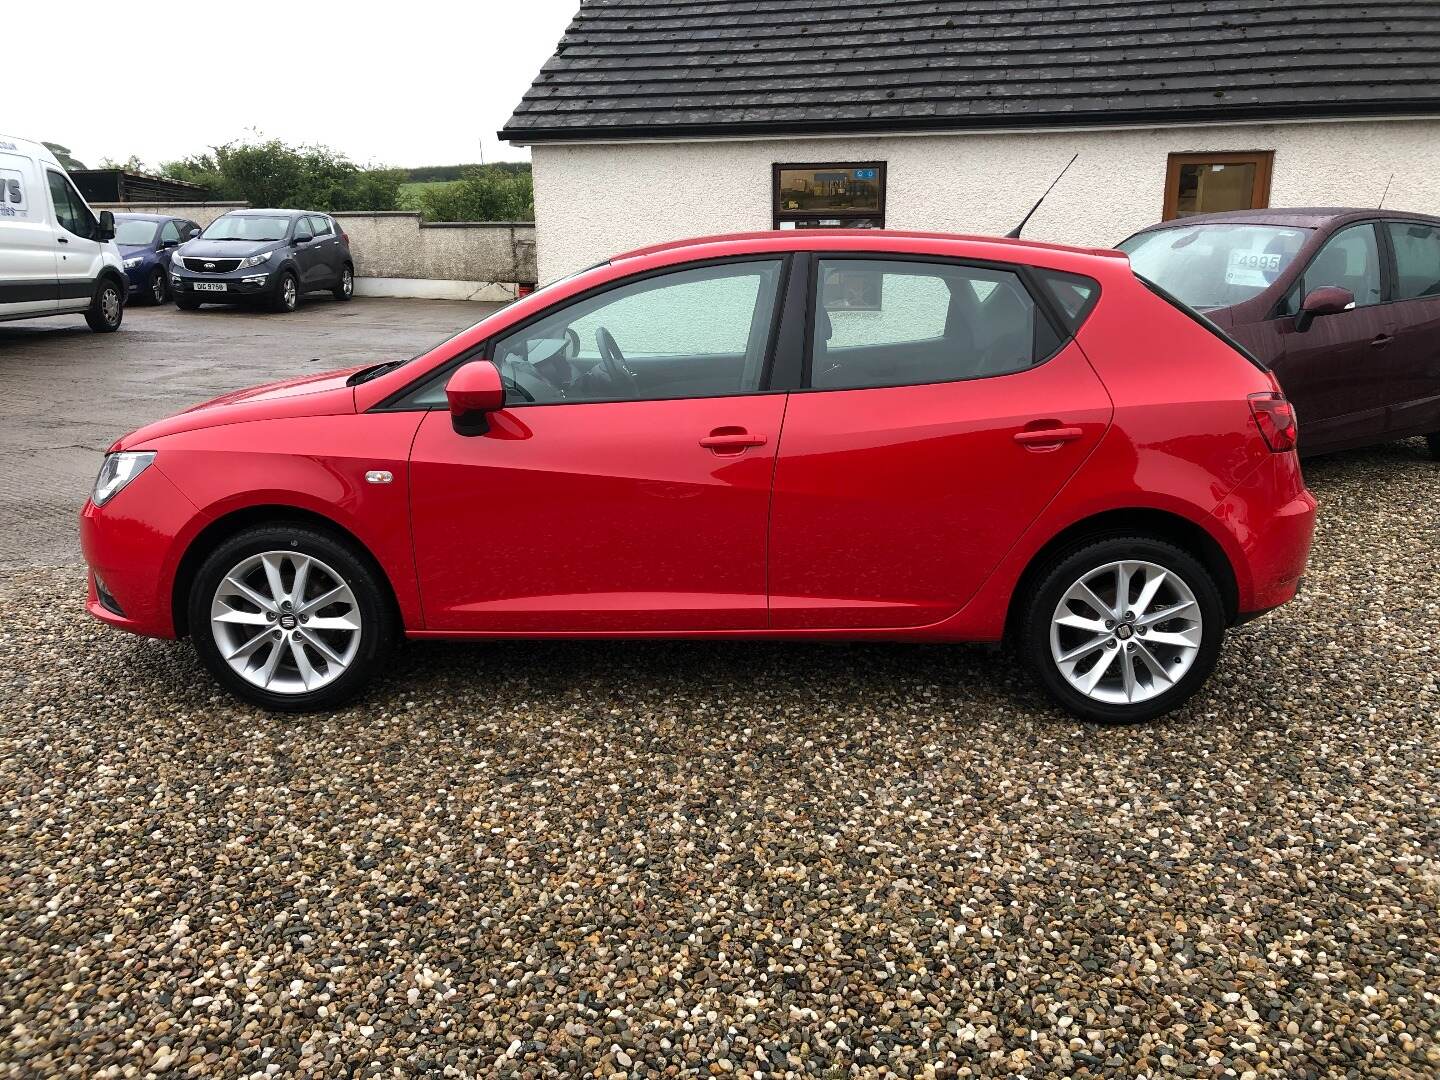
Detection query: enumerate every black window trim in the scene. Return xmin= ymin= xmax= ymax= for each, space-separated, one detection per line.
xmin=796 ymin=251 xmax=1081 ymax=394
xmin=372 ymin=253 xmax=799 ymax=412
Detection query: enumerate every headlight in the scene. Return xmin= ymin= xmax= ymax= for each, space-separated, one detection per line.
xmin=92 ymin=451 xmax=156 ymax=507
xmin=123 ymin=256 xmax=143 ymax=269
xmin=238 ymin=251 xmax=273 ymax=270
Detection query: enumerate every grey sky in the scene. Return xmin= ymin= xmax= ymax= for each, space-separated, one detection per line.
xmin=11 ymin=0 xmax=577 ymax=170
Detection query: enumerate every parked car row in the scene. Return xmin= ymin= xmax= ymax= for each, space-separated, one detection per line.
xmin=0 ymin=134 xmax=354 ymax=331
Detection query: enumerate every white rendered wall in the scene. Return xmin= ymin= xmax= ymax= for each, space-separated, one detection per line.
xmin=529 ymin=119 xmax=1440 ymax=281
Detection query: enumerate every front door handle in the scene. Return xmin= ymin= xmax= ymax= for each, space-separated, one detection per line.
xmin=1370 ymin=334 xmax=1394 ymax=348
xmin=57 ymin=236 xmax=68 ymax=244
xmin=1014 ymin=425 xmax=1083 ymax=447
xmin=700 ymin=428 xmax=767 ymax=455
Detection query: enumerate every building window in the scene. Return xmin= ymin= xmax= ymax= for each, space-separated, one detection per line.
xmin=1163 ymin=152 xmax=1273 ymax=220
xmin=774 ymin=163 xmax=885 ymax=230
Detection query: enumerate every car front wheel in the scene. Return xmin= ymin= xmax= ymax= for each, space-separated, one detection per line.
xmin=1020 ymin=536 xmax=1225 ymax=723
xmin=188 ymin=525 xmax=396 ymax=711
xmin=270 ymin=271 xmax=299 ymax=313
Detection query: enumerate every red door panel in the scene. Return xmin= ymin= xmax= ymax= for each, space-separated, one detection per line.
xmin=768 ymin=343 xmax=1112 ymax=630
xmin=408 ymin=396 xmax=786 ymax=632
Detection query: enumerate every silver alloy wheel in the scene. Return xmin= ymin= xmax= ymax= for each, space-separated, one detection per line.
xmin=100 ymin=286 xmax=121 ymax=325
xmin=210 ymin=551 xmax=361 ymax=694
xmin=282 ymin=275 xmax=298 ymax=309
xmin=341 ymin=268 xmax=353 ymax=296
xmin=151 ymin=271 xmax=166 ymax=303
xmin=1049 ymin=559 xmax=1202 ymax=705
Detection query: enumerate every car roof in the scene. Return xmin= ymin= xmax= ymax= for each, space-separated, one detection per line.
xmin=1127 ymin=207 xmax=1440 ymax=236
xmin=227 ymin=208 xmax=318 ymax=217
xmin=611 ymin=229 xmax=1129 ymax=265
xmin=113 ymin=212 xmax=183 ymax=222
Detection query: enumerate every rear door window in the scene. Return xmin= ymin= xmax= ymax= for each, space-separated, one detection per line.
xmin=809 ymin=259 xmax=1059 ymax=390
xmin=309 ymin=215 xmax=333 ymax=237
xmin=1385 ymin=221 xmax=1440 ymax=300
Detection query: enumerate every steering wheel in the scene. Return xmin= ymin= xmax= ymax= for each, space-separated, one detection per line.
xmin=594 ymin=326 xmax=639 ymax=398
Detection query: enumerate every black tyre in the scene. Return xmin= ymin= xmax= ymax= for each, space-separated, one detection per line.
xmin=146 ymin=268 xmax=169 ymax=305
xmin=1019 ymin=536 xmax=1225 ymax=724
xmin=188 ymin=524 xmax=397 ymax=712
xmin=84 ymin=278 xmax=124 ymax=332
xmin=270 ymin=271 xmax=299 ymax=313
xmin=333 ymin=264 xmax=354 ymax=301
xmin=176 ymin=293 xmax=202 ymax=311
xmin=1426 ymin=433 xmax=1440 ymax=460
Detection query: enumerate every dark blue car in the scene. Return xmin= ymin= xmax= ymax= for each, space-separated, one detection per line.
xmin=114 ymin=213 xmax=201 ymax=304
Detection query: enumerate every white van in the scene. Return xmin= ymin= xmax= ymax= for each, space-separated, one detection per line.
xmin=1 ymin=134 xmax=126 ymax=332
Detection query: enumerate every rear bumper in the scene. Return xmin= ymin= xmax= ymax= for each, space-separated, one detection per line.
xmin=1212 ymin=452 xmax=1317 ymax=618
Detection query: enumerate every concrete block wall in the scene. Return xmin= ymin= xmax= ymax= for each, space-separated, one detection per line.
xmin=94 ymin=202 xmax=537 ymax=301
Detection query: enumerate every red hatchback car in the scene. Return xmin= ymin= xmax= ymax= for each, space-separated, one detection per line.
xmin=81 ymin=231 xmax=1316 ymax=723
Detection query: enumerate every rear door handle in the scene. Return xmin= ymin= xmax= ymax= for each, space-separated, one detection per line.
xmin=700 ymin=429 xmax=767 ymax=454
xmin=1370 ymin=334 xmax=1394 ymax=348
xmin=1014 ymin=425 xmax=1083 ymax=446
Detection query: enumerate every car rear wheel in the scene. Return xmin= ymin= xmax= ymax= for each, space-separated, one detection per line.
xmin=84 ymin=279 xmax=124 ymax=332
xmin=188 ymin=525 xmax=396 ymax=711
xmin=1020 ymin=536 xmax=1224 ymax=723
xmin=333 ymin=264 xmax=354 ymax=301
xmin=270 ymin=271 xmax=299 ymax=313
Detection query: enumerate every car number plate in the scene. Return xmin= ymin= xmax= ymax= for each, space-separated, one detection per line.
xmin=194 ymin=282 xmax=228 ymax=292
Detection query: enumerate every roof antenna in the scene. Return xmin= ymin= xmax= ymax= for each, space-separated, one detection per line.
xmin=1006 ymin=153 xmax=1078 ymax=239
xmin=1377 ymin=173 xmax=1393 ymax=209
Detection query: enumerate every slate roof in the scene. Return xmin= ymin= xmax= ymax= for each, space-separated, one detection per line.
xmin=501 ymin=0 xmax=1440 ymax=143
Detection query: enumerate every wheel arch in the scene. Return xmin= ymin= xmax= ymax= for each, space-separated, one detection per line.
xmin=171 ymin=504 xmax=402 ymax=637
xmin=1003 ymin=506 xmax=1240 ymax=643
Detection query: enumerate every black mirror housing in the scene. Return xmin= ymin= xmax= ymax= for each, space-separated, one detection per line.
xmin=96 ymin=210 xmax=116 ymax=242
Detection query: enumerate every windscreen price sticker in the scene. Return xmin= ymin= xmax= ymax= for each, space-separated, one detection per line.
xmin=1225 ymin=248 xmax=1281 ymax=287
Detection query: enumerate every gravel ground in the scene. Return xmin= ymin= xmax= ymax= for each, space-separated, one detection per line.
xmin=2 ymin=439 xmax=1438 ymax=1078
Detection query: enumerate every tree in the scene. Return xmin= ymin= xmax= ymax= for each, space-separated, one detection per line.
xmin=43 ymin=142 xmax=87 ymax=171
xmin=159 ymin=138 xmax=403 ymax=212
xmin=414 ymin=166 xmax=534 ymax=223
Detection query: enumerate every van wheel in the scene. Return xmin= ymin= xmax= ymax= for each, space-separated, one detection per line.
xmin=84 ymin=279 xmax=124 ymax=332
xmin=333 ymin=265 xmax=354 ymax=301
xmin=175 ymin=294 xmax=202 ymax=311
xmin=188 ymin=524 xmax=397 ymax=712
xmin=147 ymin=268 xmax=169 ymax=305
xmin=270 ymin=271 xmax=299 ymax=313
xmin=1020 ymin=536 xmax=1225 ymax=724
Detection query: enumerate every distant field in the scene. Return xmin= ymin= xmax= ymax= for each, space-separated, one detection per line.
xmin=397 ymin=180 xmax=457 ymax=210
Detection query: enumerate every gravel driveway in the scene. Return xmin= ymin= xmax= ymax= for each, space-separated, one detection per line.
xmin=2 ymin=306 xmax=1438 ymax=1076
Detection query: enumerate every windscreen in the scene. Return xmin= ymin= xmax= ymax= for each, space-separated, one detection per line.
xmin=115 ymin=219 xmax=159 ymax=245
xmin=203 ymin=215 xmax=291 ymax=241
xmin=1118 ymin=223 xmax=1310 ymax=310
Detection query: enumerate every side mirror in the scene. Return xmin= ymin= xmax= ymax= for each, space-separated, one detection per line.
xmin=185 ymin=227 xmax=201 ymax=240
xmin=96 ymin=210 xmax=116 ymax=242
xmin=1295 ymin=285 xmax=1353 ymax=333
xmin=160 ymin=238 xmax=178 ymax=249
xmin=294 ymin=234 xmax=312 ymax=246
xmin=446 ymin=360 xmax=505 ymax=436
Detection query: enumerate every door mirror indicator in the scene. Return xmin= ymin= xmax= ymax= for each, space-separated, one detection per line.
xmin=1295 ymin=285 xmax=1354 ymax=332
xmin=96 ymin=210 xmax=116 ymax=242
xmin=446 ymin=360 xmax=505 ymax=436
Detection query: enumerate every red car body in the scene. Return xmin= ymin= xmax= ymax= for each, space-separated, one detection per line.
xmin=81 ymin=230 xmax=1316 ymax=720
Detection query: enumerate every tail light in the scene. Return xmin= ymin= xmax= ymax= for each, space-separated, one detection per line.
xmin=1249 ymin=392 xmax=1298 ymax=452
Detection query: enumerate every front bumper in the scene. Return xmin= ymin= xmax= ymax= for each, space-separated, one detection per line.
xmin=171 ymin=267 xmax=276 ymax=300
xmin=80 ymin=464 xmax=206 ymax=639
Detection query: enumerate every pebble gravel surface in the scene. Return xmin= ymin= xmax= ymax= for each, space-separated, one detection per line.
xmin=2 ymin=440 xmax=1437 ymax=1079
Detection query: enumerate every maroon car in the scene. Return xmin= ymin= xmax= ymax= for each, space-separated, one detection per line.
xmin=1119 ymin=209 xmax=1440 ymax=458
